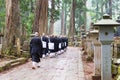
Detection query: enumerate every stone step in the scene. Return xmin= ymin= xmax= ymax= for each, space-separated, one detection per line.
xmin=0 ymin=58 xmax=28 ymax=72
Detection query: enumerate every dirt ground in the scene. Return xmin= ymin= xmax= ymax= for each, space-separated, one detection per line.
xmin=82 ymin=54 xmax=94 ymax=80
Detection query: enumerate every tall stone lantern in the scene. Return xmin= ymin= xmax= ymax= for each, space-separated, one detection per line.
xmin=90 ymin=29 xmax=101 ymax=80
xmin=93 ymin=14 xmax=120 ymax=80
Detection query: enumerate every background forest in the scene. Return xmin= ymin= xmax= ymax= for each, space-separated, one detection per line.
xmin=0 ymin=0 xmax=120 ymax=55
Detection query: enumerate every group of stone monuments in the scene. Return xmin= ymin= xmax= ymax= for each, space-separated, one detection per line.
xmin=81 ymin=14 xmax=120 ymax=80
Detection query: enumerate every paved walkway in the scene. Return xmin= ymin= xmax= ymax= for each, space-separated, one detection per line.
xmin=0 ymin=47 xmax=85 ymax=80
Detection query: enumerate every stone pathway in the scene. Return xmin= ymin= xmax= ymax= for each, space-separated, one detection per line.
xmin=0 ymin=47 xmax=85 ymax=80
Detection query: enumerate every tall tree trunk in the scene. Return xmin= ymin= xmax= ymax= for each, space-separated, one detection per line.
xmin=105 ymin=2 xmax=108 ymax=13
xmin=32 ymin=0 xmax=39 ymax=33
xmin=64 ymin=3 xmax=67 ymax=35
xmin=49 ymin=0 xmax=55 ymax=35
xmin=33 ymin=0 xmax=48 ymax=36
xmin=68 ymin=0 xmax=76 ymax=37
xmin=61 ymin=1 xmax=67 ymax=35
xmin=109 ymin=0 xmax=112 ymax=17
xmin=96 ymin=2 xmax=99 ymax=20
xmin=61 ymin=5 xmax=65 ymax=35
xmin=83 ymin=0 xmax=87 ymax=31
xmin=101 ymin=1 xmax=104 ymax=17
xmin=3 ymin=0 xmax=20 ymax=55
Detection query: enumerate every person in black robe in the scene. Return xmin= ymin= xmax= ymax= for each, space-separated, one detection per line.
xmin=58 ymin=36 xmax=62 ymax=54
xmin=66 ymin=37 xmax=68 ymax=47
xmin=65 ymin=37 xmax=68 ymax=48
xmin=63 ymin=36 xmax=68 ymax=51
xmin=30 ymin=32 xmax=42 ymax=69
xmin=63 ymin=36 xmax=66 ymax=49
xmin=41 ymin=33 xmax=49 ymax=58
xmin=54 ymin=36 xmax=59 ymax=53
xmin=61 ymin=36 xmax=65 ymax=52
xmin=48 ymin=35 xmax=57 ymax=57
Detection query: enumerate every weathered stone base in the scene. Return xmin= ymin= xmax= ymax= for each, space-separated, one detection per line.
xmin=92 ymin=75 xmax=101 ymax=80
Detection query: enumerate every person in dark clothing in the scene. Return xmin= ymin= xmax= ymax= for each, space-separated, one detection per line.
xmin=64 ymin=36 xmax=68 ymax=51
xmin=61 ymin=36 xmax=65 ymax=52
xmin=41 ymin=33 xmax=49 ymax=58
xmin=54 ymin=36 xmax=59 ymax=53
xmin=30 ymin=32 xmax=42 ymax=69
xmin=57 ymin=36 xmax=62 ymax=54
xmin=64 ymin=36 xmax=68 ymax=48
xmin=48 ymin=35 xmax=56 ymax=57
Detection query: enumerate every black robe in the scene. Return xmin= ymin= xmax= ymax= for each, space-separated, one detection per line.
xmin=41 ymin=36 xmax=49 ymax=55
xmin=54 ymin=37 xmax=59 ymax=52
xmin=65 ymin=37 xmax=68 ymax=48
xmin=49 ymin=36 xmax=55 ymax=52
xmin=58 ymin=37 xmax=62 ymax=50
xmin=30 ymin=36 xmax=42 ymax=62
xmin=61 ymin=37 xmax=65 ymax=50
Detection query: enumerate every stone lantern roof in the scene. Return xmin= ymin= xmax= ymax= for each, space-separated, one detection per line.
xmin=93 ymin=14 xmax=120 ymax=26
xmin=90 ymin=29 xmax=99 ymax=34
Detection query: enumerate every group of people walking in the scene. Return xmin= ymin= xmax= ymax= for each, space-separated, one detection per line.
xmin=30 ymin=32 xmax=68 ymax=69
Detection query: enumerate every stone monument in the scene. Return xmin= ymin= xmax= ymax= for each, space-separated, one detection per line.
xmin=93 ymin=14 xmax=120 ymax=80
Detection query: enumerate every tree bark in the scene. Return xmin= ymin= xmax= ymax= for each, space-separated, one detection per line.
xmin=101 ymin=1 xmax=104 ymax=17
xmin=3 ymin=0 xmax=20 ymax=55
xmin=33 ymin=0 xmax=48 ymax=36
xmin=64 ymin=3 xmax=67 ymax=35
xmin=49 ymin=0 xmax=55 ymax=35
xmin=68 ymin=0 xmax=76 ymax=37
xmin=109 ymin=0 xmax=112 ymax=17
xmin=61 ymin=5 xmax=65 ymax=35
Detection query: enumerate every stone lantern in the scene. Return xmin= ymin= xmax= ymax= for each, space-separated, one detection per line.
xmin=89 ymin=29 xmax=99 ymax=55
xmin=80 ymin=27 xmax=86 ymax=50
xmin=90 ymin=29 xmax=101 ymax=80
xmin=89 ymin=30 xmax=98 ymax=41
xmin=93 ymin=14 xmax=120 ymax=80
xmin=86 ymin=30 xmax=96 ymax=58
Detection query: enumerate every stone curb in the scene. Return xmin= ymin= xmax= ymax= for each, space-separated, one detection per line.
xmin=0 ymin=58 xmax=28 ymax=72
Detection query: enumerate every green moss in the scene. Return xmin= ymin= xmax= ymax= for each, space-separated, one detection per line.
xmin=112 ymin=64 xmax=118 ymax=75
xmin=118 ymin=66 xmax=120 ymax=74
xmin=111 ymin=64 xmax=120 ymax=80
xmin=4 ymin=63 xmax=11 ymax=70
xmin=0 ymin=67 xmax=3 ymax=72
xmin=19 ymin=58 xmax=28 ymax=64
xmin=21 ymin=52 xmax=30 ymax=58
xmin=0 ymin=58 xmax=28 ymax=73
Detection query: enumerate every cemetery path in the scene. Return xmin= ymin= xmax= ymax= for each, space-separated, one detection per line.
xmin=0 ymin=47 xmax=85 ymax=80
